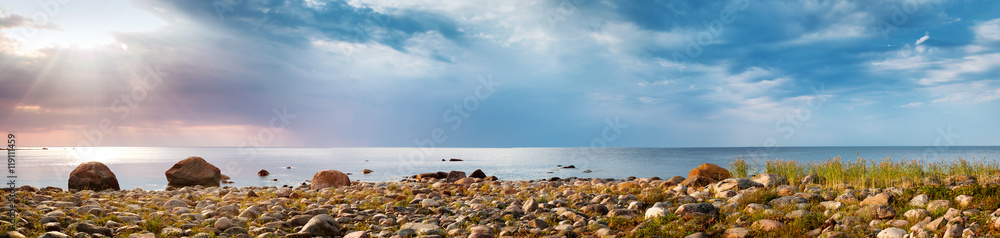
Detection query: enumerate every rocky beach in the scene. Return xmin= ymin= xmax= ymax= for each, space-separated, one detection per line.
xmin=3 ymin=157 xmax=1000 ymax=238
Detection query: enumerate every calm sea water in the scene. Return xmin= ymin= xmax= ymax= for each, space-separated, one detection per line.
xmin=10 ymin=146 xmax=1000 ymax=190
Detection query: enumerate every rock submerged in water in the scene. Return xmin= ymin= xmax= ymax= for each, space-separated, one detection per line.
xmin=164 ymin=156 xmax=222 ymax=188
xmin=449 ymin=158 xmax=464 ymax=161
xmin=258 ymin=169 xmax=269 ymax=176
xmin=67 ymin=161 xmax=120 ymax=191
xmin=362 ymin=169 xmax=374 ymax=174
xmin=309 ymin=170 xmax=351 ymax=190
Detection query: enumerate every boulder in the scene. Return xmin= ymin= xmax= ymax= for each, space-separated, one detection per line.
xmin=362 ymin=169 xmax=374 ymax=174
xmin=752 ymin=173 xmax=789 ymax=188
xmin=688 ymin=163 xmax=732 ymax=181
xmin=257 ymin=169 xmax=269 ymax=176
xmin=416 ymin=173 xmax=442 ymax=180
xmin=470 ymin=169 xmax=487 ymax=179
xmin=164 ymin=156 xmax=221 ymax=188
xmin=447 ymin=171 xmax=467 ymax=183
xmin=67 ymin=161 xmax=120 ymax=191
xmin=449 ymin=158 xmax=463 ymax=161
xmin=310 ymin=170 xmax=351 ymax=189
xmin=300 ymin=214 xmax=341 ymax=236
xmin=860 ymin=192 xmax=895 ymax=206
xmin=666 ymin=176 xmax=686 ymax=185
xmin=680 ymin=175 xmax=715 ymax=188
xmin=751 ymin=219 xmax=785 ymax=232
xmin=877 ymin=227 xmax=907 ymax=238
xmin=674 ymin=203 xmax=718 ymax=218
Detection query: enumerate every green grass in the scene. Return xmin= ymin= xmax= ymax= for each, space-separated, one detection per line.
xmin=739 ymin=156 xmax=1000 ymax=188
xmin=730 ymin=156 xmax=750 ymax=178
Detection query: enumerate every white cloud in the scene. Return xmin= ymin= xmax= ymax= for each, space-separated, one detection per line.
xmin=930 ymin=81 xmax=1000 ymax=104
xmin=973 ymin=18 xmax=1000 ymax=43
xmin=900 ymin=102 xmax=923 ymax=108
xmin=915 ymin=33 xmax=930 ymax=45
xmin=918 ymin=53 xmax=1000 ymax=85
xmin=638 ymin=97 xmax=664 ymax=104
xmin=637 ymin=79 xmax=674 ymax=87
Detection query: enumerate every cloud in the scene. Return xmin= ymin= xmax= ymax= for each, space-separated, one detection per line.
xmin=900 ymin=102 xmax=923 ymax=108
xmin=973 ymin=18 xmax=1000 ymax=43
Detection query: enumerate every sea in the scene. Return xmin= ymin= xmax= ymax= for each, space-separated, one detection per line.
xmin=9 ymin=146 xmax=1000 ymax=190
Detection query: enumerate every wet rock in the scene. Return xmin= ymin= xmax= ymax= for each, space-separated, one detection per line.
xmin=447 ymin=171 xmax=467 ymax=183
xmin=362 ymin=169 xmax=374 ymax=174
xmin=257 ymin=169 xmax=269 ymax=176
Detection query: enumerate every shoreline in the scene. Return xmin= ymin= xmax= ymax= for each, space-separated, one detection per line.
xmin=5 ymin=171 xmax=1000 ymax=238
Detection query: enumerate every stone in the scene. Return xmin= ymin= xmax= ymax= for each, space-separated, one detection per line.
xmin=38 ymin=232 xmax=70 ymax=238
xmin=751 ymin=219 xmax=785 ymax=231
xmin=685 ymin=232 xmax=708 ymax=238
xmin=68 ymin=161 xmax=120 ymax=191
xmin=713 ymin=178 xmax=762 ymax=191
xmin=666 ymin=176 xmax=686 ymax=185
xmin=954 ymin=195 xmax=973 ymax=208
xmin=927 ymin=200 xmax=951 ymax=212
xmin=860 ymin=192 xmax=894 ymax=206
xmin=215 ymin=217 xmax=233 ymax=231
xmin=454 ymin=177 xmax=477 ymax=185
xmin=835 ymin=193 xmax=859 ymax=204
xmin=903 ymin=209 xmax=929 ymax=221
xmin=768 ymin=196 xmax=807 ymax=207
xmin=344 ymin=231 xmax=370 ymax=238
xmin=645 ymin=203 xmax=669 ymax=219
xmin=362 ymin=169 xmax=374 ymax=174
xmin=309 ymin=170 xmax=351 ymax=190
xmin=449 ymin=158 xmax=463 ymax=161
xmin=416 ymin=173 xmax=442 ymax=180
xmin=43 ymin=222 xmax=61 ymax=232
xmin=723 ymin=227 xmax=749 ymax=238
xmin=257 ymin=169 xmax=269 ymax=176
xmin=680 ymin=175 xmax=715 ymax=188
xmin=300 ymin=214 xmax=341 ymax=236
xmin=76 ymin=222 xmax=113 ymax=237
xmin=752 ymin=173 xmax=789 ymax=188
xmin=164 ymin=156 xmax=222 ymax=188
xmin=909 ymin=194 xmax=929 ymax=207
xmin=606 ymin=209 xmax=638 ymax=218
xmin=688 ymin=163 xmax=732 ymax=181
xmin=675 ymin=203 xmax=718 ymax=218
xmin=470 ymin=169 xmax=487 ymax=178
xmin=858 ymin=205 xmax=896 ymax=219
xmin=447 ymin=171 xmax=467 ymax=183
xmin=801 ymin=174 xmax=824 ymax=185
xmin=877 ymin=227 xmax=907 ymax=238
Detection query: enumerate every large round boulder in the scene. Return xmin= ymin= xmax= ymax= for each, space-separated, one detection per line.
xmin=310 ymin=170 xmax=351 ymax=190
xmin=164 ymin=156 xmax=222 ymax=188
xmin=68 ymin=161 xmax=120 ymax=191
xmin=688 ymin=163 xmax=733 ymax=181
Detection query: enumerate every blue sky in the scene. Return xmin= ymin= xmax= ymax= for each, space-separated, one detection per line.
xmin=1 ymin=0 xmax=999 ymax=147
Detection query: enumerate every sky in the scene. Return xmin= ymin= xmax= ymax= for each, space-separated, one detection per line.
xmin=0 ymin=0 xmax=999 ymax=148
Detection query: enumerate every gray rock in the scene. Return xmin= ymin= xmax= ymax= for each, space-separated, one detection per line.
xmin=909 ymin=194 xmax=929 ymax=207
xmin=675 ymin=203 xmax=718 ymax=218
xmin=752 ymin=173 xmax=789 ymax=188
xmin=876 ymin=227 xmax=907 ymax=238
xmin=38 ymin=232 xmax=71 ymax=238
xmin=300 ymin=214 xmax=341 ymax=236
